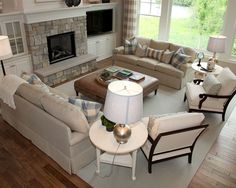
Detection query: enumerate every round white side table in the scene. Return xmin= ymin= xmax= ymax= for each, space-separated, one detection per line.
xmin=191 ymin=61 xmax=223 ymax=78
xmin=89 ymin=120 xmax=148 ymax=180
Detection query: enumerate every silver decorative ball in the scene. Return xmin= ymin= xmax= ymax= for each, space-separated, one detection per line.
xmin=113 ymin=124 xmax=131 ymax=144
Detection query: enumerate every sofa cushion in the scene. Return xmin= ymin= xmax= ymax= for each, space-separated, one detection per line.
xmin=149 ymin=40 xmax=170 ymax=51
xmin=161 ymin=50 xmax=175 ymax=64
xmin=217 ymin=67 xmax=236 ymax=96
xmin=136 ymin=37 xmax=151 ymax=46
xmin=155 ymin=63 xmax=184 ymax=78
xmin=69 ymin=98 xmax=102 ymax=124
xmin=146 ymin=47 xmax=163 ymax=61
xmin=41 ymin=94 xmax=89 ymax=133
xmin=17 ymin=83 xmax=47 ymax=108
xmin=115 ymin=54 xmax=139 ymax=66
xmin=135 ymin=43 xmax=148 ymax=57
xmin=202 ymin=74 xmax=222 ymax=95
xmin=124 ymin=37 xmax=137 ymax=55
xmin=137 ymin=58 xmax=159 ymax=70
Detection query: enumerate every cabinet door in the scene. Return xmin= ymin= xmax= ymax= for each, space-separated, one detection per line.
xmin=87 ymin=39 xmax=97 ymax=56
xmin=5 ymin=21 xmax=24 ymax=55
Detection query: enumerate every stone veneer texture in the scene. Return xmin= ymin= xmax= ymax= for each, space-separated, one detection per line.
xmin=24 ymin=16 xmax=88 ymax=70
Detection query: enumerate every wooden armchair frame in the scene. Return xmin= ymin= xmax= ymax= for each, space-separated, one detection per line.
xmin=184 ymin=79 xmax=236 ymax=121
xmin=141 ymin=124 xmax=208 ymax=173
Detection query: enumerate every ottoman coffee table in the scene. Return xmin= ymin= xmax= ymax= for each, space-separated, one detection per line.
xmin=74 ymin=66 xmax=159 ymax=103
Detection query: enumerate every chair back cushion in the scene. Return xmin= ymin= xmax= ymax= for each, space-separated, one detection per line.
xmin=202 ymin=74 xmax=222 ymax=95
xmin=148 ymin=112 xmax=205 ymax=140
xmin=217 ymin=67 xmax=236 ymax=95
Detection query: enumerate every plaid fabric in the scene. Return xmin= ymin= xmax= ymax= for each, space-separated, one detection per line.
xmin=146 ymin=47 xmax=163 ymax=60
xmin=124 ymin=37 xmax=137 ymax=54
xmin=135 ymin=43 xmax=148 ymax=57
xmin=171 ymin=52 xmax=191 ymax=69
xmin=123 ymin=0 xmax=138 ymax=41
xmin=161 ymin=50 xmax=175 ymax=64
xmin=69 ymin=98 xmax=102 ymax=123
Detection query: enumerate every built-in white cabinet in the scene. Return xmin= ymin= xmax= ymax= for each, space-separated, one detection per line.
xmin=0 ymin=55 xmax=33 ymax=80
xmin=87 ymin=33 xmax=116 ymax=62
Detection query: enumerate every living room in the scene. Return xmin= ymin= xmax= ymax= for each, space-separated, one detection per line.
xmin=0 ymin=0 xmax=236 ymax=187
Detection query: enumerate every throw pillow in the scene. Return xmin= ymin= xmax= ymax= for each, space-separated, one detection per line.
xmin=21 ymin=72 xmax=49 ymax=93
xmin=69 ymin=98 xmax=102 ymax=124
xmin=134 ymin=43 xmax=148 ymax=57
xmin=171 ymin=53 xmax=191 ymax=69
xmin=146 ymin=47 xmax=164 ymax=61
xmin=202 ymin=74 xmax=222 ymax=95
xmin=124 ymin=37 xmax=137 ymax=55
xmin=160 ymin=50 xmax=175 ymax=64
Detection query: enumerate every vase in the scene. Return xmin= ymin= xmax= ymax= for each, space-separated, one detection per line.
xmin=73 ymin=0 xmax=81 ymax=6
xmin=65 ymin=0 xmax=73 ymax=7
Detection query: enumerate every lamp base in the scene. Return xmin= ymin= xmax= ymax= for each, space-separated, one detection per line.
xmin=113 ymin=124 xmax=131 ymax=144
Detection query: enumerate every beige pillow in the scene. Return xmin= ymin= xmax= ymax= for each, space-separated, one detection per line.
xmin=161 ymin=50 xmax=175 ymax=64
xmin=202 ymin=75 xmax=222 ymax=95
xmin=217 ymin=67 xmax=236 ymax=95
xmin=41 ymin=94 xmax=89 ymax=133
xmin=146 ymin=47 xmax=163 ymax=61
xmin=135 ymin=43 xmax=147 ymax=57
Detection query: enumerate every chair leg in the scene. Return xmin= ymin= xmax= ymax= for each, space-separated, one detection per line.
xmin=222 ymin=112 xmax=225 ymax=121
xmin=184 ymin=93 xmax=187 ymax=102
xmin=148 ymin=162 xmax=152 ymax=173
xmin=188 ymin=153 xmax=192 ymax=164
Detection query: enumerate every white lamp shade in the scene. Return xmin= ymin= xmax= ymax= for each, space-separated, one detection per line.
xmin=0 ymin=35 xmax=13 ymax=60
xmin=207 ymin=35 xmax=226 ymax=53
xmin=103 ymin=80 xmax=143 ymax=124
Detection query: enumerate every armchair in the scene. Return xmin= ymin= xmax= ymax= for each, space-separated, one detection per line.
xmin=141 ymin=112 xmax=208 ymax=173
xmin=184 ymin=68 xmax=236 ymax=121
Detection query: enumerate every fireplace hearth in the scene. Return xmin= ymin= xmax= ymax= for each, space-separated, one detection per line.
xmin=47 ymin=31 xmax=76 ymax=64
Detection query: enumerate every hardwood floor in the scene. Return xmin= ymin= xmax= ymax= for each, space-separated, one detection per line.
xmin=188 ymin=112 xmax=236 ymax=188
xmin=0 ymin=116 xmax=91 ymax=188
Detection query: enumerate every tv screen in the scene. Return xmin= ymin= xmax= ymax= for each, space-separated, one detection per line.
xmin=86 ymin=9 xmax=113 ymax=36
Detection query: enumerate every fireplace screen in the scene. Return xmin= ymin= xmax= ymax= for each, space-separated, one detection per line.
xmin=47 ymin=31 xmax=76 ymax=64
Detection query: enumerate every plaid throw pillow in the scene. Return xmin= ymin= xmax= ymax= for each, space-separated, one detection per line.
xmin=69 ymin=98 xmax=102 ymax=124
xmin=146 ymin=47 xmax=164 ymax=61
xmin=171 ymin=48 xmax=191 ymax=69
xmin=124 ymin=37 xmax=137 ymax=55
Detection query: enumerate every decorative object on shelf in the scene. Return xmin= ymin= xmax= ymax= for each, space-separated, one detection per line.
xmin=64 ymin=0 xmax=81 ymax=7
xmin=103 ymin=80 xmax=143 ymax=144
xmin=87 ymin=0 xmax=100 ymax=4
xmin=101 ymin=115 xmax=115 ymax=132
xmin=0 ymin=36 xmax=13 ymax=76
xmin=207 ymin=35 xmax=226 ymax=70
xmin=196 ymin=52 xmax=204 ymax=67
xmin=102 ymin=0 xmax=110 ymax=3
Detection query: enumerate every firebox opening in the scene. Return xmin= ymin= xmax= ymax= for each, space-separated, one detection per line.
xmin=47 ymin=31 xmax=76 ymax=64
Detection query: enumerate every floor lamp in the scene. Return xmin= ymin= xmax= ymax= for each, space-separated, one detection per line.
xmin=0 ymin=36 xmax=13 ymax=76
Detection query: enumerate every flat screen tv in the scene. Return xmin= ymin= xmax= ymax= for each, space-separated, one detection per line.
xmin=86 ymin=9 xmax=113 ymax=36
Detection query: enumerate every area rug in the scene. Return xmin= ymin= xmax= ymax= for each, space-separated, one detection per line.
xmin=56 ymin=82 xmax=228 ymax=188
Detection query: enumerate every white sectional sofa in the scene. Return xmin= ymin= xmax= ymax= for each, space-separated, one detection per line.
xmin=1 ymin=83 xmax=97 ymax=174
xmin=113 ymin=37 xmax=197 ymax=89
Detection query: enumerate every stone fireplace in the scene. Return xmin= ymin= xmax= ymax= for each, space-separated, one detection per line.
xmin=24 ymin=15 xmax=96 ymax=86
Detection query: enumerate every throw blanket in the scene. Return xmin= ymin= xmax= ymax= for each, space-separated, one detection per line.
xmin=0 ymin=74 xmax=27 ymax=109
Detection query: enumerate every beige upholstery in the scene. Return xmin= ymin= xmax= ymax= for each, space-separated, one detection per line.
xmin=141 ymin=112 xmax=208 ymax=173
xmin=185 ymin=67 xmax=236 ymax=121
xmin=113 ymin=37 xmax=196 ymax=89
xmin=0 ymin=81 xmax=97 ymax=174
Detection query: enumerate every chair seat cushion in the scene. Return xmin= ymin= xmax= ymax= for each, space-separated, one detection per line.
xmin=186 ymin=82 xmax=225 ymax=112
xmin=137 ymin=58 xmax=159 ymax=70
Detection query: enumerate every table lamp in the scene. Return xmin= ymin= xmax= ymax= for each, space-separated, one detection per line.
xmin=207 ymin=35 xmax=226 ymax=70
xmin=0 ymin=36 xmax=13 ymax=76
xmin=103 ymin=80 xmax=143 ymax=144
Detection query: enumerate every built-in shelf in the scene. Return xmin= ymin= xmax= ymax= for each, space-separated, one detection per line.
xmin=35 ymin=54 xmax=97 ymax=77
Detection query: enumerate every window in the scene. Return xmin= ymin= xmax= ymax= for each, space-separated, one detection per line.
xmin=138 ymin=0 xmax=162 ymax=39
xmin=232 ymin=39 xmax=236 ymax=56
xmin=169 ymin=0 xmax=228 ymax=49
xmin=5 ymin=21 xmax=24 ymax=55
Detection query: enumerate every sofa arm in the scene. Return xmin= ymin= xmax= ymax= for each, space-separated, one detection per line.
xmin=113 ymin=46 xmax=124 ymax=55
